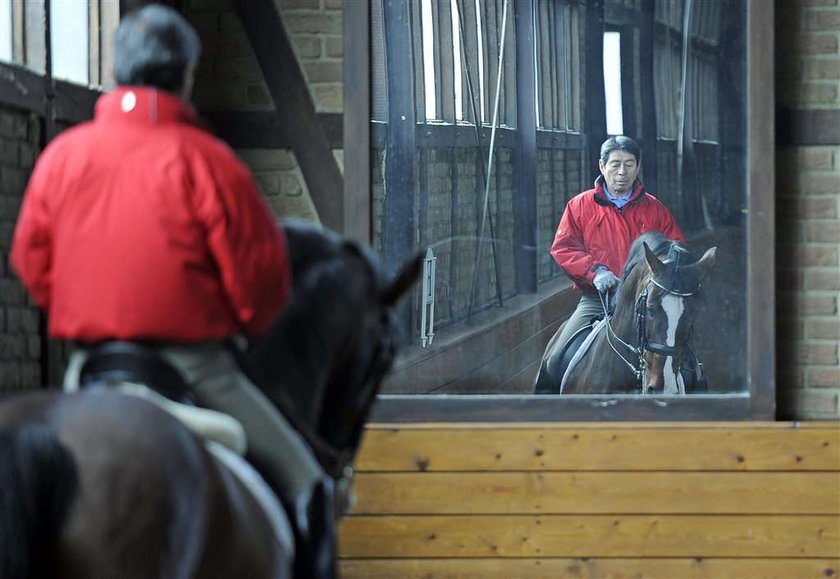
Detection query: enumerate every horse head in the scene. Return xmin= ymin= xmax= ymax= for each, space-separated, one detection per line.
xmin=626 ymin=234 xmax=716 ymax=394
xmin=245 ymin=220 xmax=422 ymax=482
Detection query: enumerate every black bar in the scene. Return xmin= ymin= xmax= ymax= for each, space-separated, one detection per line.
xmin=584 ymin=0 xmax=606 ymax=176
xmin=638 ymin=0 xmax=658 ymax=192
xmin=382 ymin=0 xmax=418 ymax=338
xmin=513 ymin=0 xmax=537 ymax=294
xmin=343 ymin=0 xmax=371 ymax=242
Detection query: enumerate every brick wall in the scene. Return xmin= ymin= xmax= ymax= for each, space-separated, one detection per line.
xmin=776 ymin=0 xmax=840 ymax=419
xmin=187 ymin=0 xmax=343 ymax=225
xmin=0 ymin=110 xmax=41 ymax=392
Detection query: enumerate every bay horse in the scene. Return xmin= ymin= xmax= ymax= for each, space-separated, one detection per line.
xmin=534 ymin=231 xmax=716 ymax=395
xmin=0 ymin=220 xmax=421 ymax=579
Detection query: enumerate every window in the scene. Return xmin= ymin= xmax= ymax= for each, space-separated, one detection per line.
xmin=0 ymin=0 xmax=11 ymax=63
xmin=603 ymin=31 xmax=624 ymax=135
xmin=51 ymin=0 xmax=90 ymax=84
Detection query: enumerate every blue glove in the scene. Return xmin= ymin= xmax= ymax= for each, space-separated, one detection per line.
xmin=593 ymin=267 xmax=619 ymax=293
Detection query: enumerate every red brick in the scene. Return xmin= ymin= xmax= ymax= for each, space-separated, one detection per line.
xmin=784 ymin=389 xmax=839 ymax=419
xmin=805 ymin=270 xmax=840 ymax=290
xmin=777 ymin=196 xmax=837 ymax=219
xmin=798 ymin=59 xmax=840 ymax=80
xmin=291 ymin=35 xmax=322 ymax=59
xmin=804 ymin=221 xmax=840 ymax=242
xmin=794 ymin=342 xmax=839 ymax=364
xmin=799 ymin=173 xmax=840 ymax=194
xmin=325 ymin=35 xmax=343 ymax=57
xmin=780 ymin=293 xmax=838 ymax=315
xmin=797 ymin=147 xmax=836 ymax=170
xmin=799 ymin=33 xmax=840 ymax=54
xmin=809 ymin=319 xmax=840 ymax=339
xmin=787 ymin=246 xmax=838 ymax=267
xmin=809 ymin=367 xmax=840 ymax=388
xmin=803 ymin=10 xmax=840 ymax=30
xmin=778 ymin=82 xmax=839 ymax=106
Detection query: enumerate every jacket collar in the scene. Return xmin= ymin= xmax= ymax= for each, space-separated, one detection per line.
xmin=592 ymin=175 xmax=646 ymax=207
xmin=94 ymin=87 xmax=198 ymax=126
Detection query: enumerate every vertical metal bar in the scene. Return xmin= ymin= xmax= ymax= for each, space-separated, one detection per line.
xmin=382 ymin=0 xmax=417 ymax=337
xmin=514 ymin=0 xmax=537 ymax=294
xmin=344 ymin=0 xmax=371 ymax=242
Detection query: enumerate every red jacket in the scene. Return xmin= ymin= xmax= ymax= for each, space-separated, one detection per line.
xmin=550 ymin=177 xmax=684 ymax=291
xmin=11 ymin=87 xmax=291 ymax=342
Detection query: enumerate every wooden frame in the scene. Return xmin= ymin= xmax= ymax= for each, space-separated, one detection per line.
xmin=338 ymin=0 xmax=769 ymax=421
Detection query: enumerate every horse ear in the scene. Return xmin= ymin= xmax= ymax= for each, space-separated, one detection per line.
xmin=644 ymin=242 xmax=666 ymax=276
xmin=381 ymin=252 xmax=424 ymax=306
xmin=695 ymin=246 xmax=717 ymax=278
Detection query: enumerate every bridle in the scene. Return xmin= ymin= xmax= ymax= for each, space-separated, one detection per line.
xmin=599 ymin=274 xmax=700 ymax=393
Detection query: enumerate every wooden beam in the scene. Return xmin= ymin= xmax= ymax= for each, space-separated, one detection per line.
xmin=202 ymin=111 xmax=343 ymax=149
xmin=0 ymin=62 xmax=48 ymax=116
xmin=583 ymin=0 xmax=606 ymax=175
xmin=231 ymin=0 xmax=344 ymax=232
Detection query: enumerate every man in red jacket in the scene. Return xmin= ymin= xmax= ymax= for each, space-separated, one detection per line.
xmin=11 ymin=5 xmax=329 ymax=575
xmin=549 ymin=135 xmax=685 ymax=359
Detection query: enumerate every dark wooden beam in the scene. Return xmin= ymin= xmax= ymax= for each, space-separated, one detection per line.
xmin=231 ymin=0 xmax=344 ymax=232
xmin=777 ymin=109 xmax=840 ymax=146
xmin=513 ymin=0 xmax=537 ymax=294
xmin=343 ymin=0 xmax=370 ymax=243
xmin=202 ymin=111 xmax=343 ymax=149
xmin=382 ymin=0 xmax=418 ymax=338
xmin=584 ymin=0 xmax=606 ymax=176
xmin=0 ymin=62 xmax=48 ymax=116
xmin=638 ymin=0 xmax=658 ymax=192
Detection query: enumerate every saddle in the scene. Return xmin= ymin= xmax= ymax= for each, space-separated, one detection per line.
xmin=78 ymin=341 xmax=338 ymax=579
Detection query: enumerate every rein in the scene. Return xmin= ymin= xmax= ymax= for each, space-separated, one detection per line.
xmin=598 ymin=275 xmax=699 ymax=393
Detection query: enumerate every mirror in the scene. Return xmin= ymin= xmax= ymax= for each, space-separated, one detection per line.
xmin=349 ymin=0 xmax=773 ymax=420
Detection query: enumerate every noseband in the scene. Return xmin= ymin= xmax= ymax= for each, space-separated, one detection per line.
xmin=602 ymin=275 xmax=700 ymax=393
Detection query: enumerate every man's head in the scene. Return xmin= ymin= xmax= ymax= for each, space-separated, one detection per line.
xmin=114 ymin=4 xmax=201 ymax=99
xmin=598 ymin=135 xmax=641 ymax=196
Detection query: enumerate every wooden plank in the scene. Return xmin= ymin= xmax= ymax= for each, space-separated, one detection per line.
xmin=339 ymin=558 xmax=840 ymax=579
xmin=356 ymin=426 xmax=840 ymax=471
xmin=339 ymin=514 xmax=840 ymax=558
xmin=352 ymin=472 xmax=840 ymax=515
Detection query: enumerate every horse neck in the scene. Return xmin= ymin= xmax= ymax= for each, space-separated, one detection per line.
xmin=611 ymin=267 xmax=648 ymax=342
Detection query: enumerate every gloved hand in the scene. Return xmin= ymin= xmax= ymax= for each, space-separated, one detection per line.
xmin=593 ymin=267 xmax=619 ymax=293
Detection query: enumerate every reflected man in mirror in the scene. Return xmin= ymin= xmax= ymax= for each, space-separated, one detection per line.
xmin=549 ymin=135 xmax=685 ymax=358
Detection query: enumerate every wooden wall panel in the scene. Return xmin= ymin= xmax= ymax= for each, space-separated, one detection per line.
xmin=339 ymin=422 xmax=840 ymax=579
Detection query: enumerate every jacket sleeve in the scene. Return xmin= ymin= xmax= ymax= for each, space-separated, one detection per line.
xmin=194 ymin=149 xmax=291 ymax=337
xmin=10 ymin=154 xmax=54 ymax=312
xmin=549 ymin=201 xmax=601 ymax=287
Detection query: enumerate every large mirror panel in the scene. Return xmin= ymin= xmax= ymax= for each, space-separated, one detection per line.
xmin=348 ymin=0 xmax=773 ymax=420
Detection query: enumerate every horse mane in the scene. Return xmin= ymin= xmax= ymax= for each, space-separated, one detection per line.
xmin=619 ymin=230 xmax=701 ymax=296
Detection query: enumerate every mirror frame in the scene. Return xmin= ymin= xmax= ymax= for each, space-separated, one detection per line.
xmin=344 ymin=0 xmax=775 ymax=421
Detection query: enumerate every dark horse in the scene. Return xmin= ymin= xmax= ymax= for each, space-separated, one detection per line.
xmin=534 ymin=231 xmax=716 ymax=395
xmin=0 ymin=220 xmax=421 ymax=579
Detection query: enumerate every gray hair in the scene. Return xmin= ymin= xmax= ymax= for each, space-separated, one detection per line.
xmin=114 ymin=4 xmax=201 ymax=93
xmin=599 ymin=135 xmax=641 ymax=164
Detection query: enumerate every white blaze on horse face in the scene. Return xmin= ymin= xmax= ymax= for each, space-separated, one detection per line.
xmin=661 ymin=294 xmax=685 ymax=395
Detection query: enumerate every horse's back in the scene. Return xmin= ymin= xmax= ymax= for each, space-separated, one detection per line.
xmin=0 ymin=389 xmax=285 ymax=579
